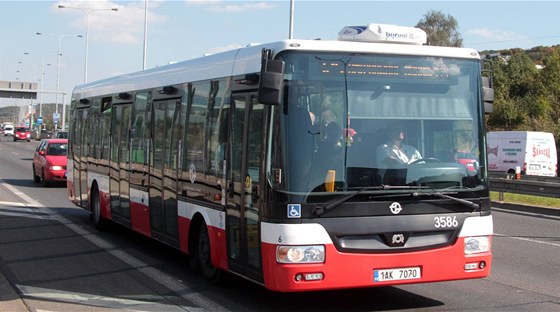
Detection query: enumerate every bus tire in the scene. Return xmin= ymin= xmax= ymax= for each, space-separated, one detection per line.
xmin=192 ymin=220 xmax=221 ymax=283
xmin=90 ymin=184 xmax=107 ymax=231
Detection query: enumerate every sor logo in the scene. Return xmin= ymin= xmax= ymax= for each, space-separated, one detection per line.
xmin=392 ymin=234 xmax=405 ymax=244
xmin=389 ymin=202 xmax=402 ymax=214
xmin=382 ymin=232 xmax=410 ymax=247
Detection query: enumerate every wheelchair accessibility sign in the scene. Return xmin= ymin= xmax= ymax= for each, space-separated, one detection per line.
xmin=287 ymin=204 xmax=301 ymax=218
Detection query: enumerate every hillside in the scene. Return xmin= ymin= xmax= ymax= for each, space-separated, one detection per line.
xmin=481 ymin=45 xmax=560 ymax=65
xmin=0 ymin=106 xmax=21 ymax=125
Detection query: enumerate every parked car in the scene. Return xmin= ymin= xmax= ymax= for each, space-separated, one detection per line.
xmin=13 ymin=127 xmax=30 ymax=142
xmin=33 ymin=139 xmax=68 ymax=186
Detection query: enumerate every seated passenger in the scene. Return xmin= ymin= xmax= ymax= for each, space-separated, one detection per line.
xmin=376 ymin=122 xmax=421 ymax=167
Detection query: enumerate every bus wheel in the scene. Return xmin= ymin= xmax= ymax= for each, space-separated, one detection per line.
xmin=196 ymin=222 xmax=221 ymax=283
xmin=90 ymin=185 xmax=107 ymax=230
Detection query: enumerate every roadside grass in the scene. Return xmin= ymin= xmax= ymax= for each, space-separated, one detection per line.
xmin=490 ymin=191 xmax=560 ymax=209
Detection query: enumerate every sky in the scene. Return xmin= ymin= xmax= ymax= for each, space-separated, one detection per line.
xmin=1 ymin=0 xmax=560 ymax=107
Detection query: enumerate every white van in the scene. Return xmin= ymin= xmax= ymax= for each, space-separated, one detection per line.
xmin=487 ymin=131 xmax=557 ymax=177
xmin=3 ymin=124 xmax=14 ymax=136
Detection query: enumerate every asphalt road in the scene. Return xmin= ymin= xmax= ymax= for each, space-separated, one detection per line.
xmin=1 ymin=138 xmax=559 ymax=312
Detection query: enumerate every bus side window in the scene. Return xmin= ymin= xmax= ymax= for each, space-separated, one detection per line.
xmin=206 ymin=79 xmax=228 ymax=177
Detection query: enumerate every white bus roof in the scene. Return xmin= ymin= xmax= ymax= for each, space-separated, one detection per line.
xmin=72 ymin=38 xmax=482 ymax=100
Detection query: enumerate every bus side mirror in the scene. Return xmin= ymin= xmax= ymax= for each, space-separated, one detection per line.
xmin=258 ymin=50 xmax=285 ymax=105
xmin=482 ymin=76 xmax=494 ymax=114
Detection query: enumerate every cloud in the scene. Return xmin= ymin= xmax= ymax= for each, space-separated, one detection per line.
xmin=466 ymin=28 xmax=529 ymax=43
xmin=55 ymin=1 xmax=166 ymax=45
xmin=184 ymin=0 xmax=276 ymax=13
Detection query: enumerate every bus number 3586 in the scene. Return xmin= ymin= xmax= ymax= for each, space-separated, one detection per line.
xmin=434 ymin=216 xmax=459 ymax=228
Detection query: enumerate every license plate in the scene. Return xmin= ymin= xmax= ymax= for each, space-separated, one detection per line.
xmin=529 ymin=164 xmax=540 ymax=170
xmin=374 ymin=267 xmax=421 ymax=282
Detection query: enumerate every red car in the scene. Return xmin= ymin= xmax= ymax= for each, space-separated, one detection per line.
xmin=33 ymin=139 xmax=68 ymax=186
xmin=14 ymin=127 xmax=31 ymax=142
xmin=456 ymin=152 xmax=479 ymax=172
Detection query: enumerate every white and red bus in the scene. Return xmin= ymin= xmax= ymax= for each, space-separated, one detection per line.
xmin=67 ymin=23 xmax=494 ymax=292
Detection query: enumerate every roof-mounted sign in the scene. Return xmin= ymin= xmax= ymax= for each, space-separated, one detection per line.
xmin=337 ymin=23 xmax=427 ymax=45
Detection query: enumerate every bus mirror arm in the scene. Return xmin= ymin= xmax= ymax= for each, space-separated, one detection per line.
xmin=257 ymin=49 xmax=285 ymax=105
xmin=482 ymin=63 xmax=494 ymax=115
xmin=483 ymin=86 xmax=494 ymax=114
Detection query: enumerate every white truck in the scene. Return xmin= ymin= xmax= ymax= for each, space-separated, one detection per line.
xmin=487 ymin=131 xmax=557 ymax=177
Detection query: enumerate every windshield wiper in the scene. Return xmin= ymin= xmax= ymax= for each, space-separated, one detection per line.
xmin=412 ymin=190 xmax=480 ymax=210
xmin=312 ymin=186 xmax=479 ymax=217
xmin=312 ymin=185 xmax=424 ymax=217
xmin=312 ymin=186 xmax=378 ymax=217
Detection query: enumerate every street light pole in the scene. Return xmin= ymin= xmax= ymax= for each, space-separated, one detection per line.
xmin=143 ymin=0 xmax=148 ymax=70
xmin=55 ymin=36 xmax=61 ymax=130
xmin=58 ymin=4 xmax=118 ymax=84
xmin=16 ymin=62 xmax=36 ymax=128
xmin=22 ymin=52 xmax=51 ymax=131
xmin=289 ymin=0 xmax=295 ymax=39
xmin=36 ymin=32 xmax=82 ymax=130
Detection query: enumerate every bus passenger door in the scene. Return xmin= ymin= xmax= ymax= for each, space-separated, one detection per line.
xmin=149 ymin=99 xmax=181 ymax=246
xmin=129 ymin=92 xmax=151 ymax=236
xmin=227 ymin=92 xmax=265 ymax=282
xmin=110 ymin=103 xmax=132 ymax=225
xmin=73 ymin=108 xmax=89 ymax=208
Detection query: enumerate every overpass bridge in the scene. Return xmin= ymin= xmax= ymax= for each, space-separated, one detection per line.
xmin=0 ymin=80 xmax=37 ymax=99
xmin=0 ymin=80 xmax=67 ymax=128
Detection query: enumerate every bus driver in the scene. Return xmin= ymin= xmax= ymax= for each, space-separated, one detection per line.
xmin=376 ymin=122 xmax=422 ymax=167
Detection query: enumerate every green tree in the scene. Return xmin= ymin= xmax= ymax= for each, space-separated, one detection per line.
xmin=487 ymin=97 xmax=525 ymax=130
xmin=503 ymin=52 xmax=539 ymax=99
xmin=483 ymin=46 xmax=560 ymax=152
xmin=539 ymin=50 xmax=560 ymax=122
xmin=486 ymin=57 xmax=522 ymax=130
xmin=416 ymin=10 xmax=463 ymax=47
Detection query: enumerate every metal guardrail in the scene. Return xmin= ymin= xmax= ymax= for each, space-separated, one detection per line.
xmin=488 ymin=172 xmax=560 ymax=199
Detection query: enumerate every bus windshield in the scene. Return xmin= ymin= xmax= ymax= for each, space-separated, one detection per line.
xmin=273 ymin=51 xmax=485 ymax=195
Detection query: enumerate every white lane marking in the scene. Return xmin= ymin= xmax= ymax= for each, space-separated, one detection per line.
xmin=493 ymin=207 xmax=560 ymax=221
xmin=0 ymin=209 xmax=53 ymax=220
xmin=1 ymin=181 xmax=230 ymax=312
xmin=0 ymin=201 xmax=28 ymax=206
xmin=494 ymin=232 xmax=560 ymax=248
xmin=0 ymin=203 xmax=53 ymax=220
xmin=17 ymin=285 xmax=201 ymax=312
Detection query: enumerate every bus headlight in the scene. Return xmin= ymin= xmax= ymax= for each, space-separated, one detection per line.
xmin=50 ymin=166 xmax=64 ymax=171
xmin=464 ymin=236 xmax=491 ymax=254
xmin=276 ymin=245 xmax=325 ymax=263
